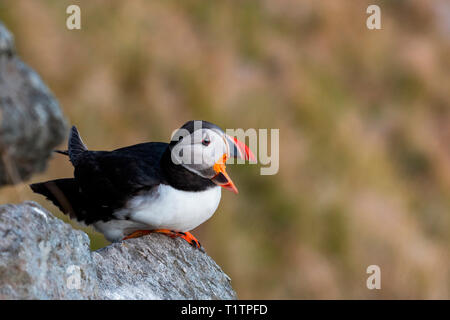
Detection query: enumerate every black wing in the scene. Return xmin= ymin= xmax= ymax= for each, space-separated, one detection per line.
xmin=31 ymin=125 xmax=170 ymax=224
xmin=31 ymin=142 xmax=169 ymax=224
xmin=73 ymin=142 xmax=169 ymax=215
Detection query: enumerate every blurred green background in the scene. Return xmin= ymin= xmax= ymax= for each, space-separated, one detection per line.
xmin=0 ymin=0 xmax=449 ymax=299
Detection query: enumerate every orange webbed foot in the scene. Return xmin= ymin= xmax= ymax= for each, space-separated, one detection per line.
xmin=122 ymin=229 xmax=203 ymax=250
xmin=175 ymin=231 xmax=202 ymax=249
xmin=122 ymin=230 xmax=153 ymax=240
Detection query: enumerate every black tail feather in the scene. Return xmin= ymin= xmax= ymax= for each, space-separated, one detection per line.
xmin=54 ymin=150 xmax=69 ymax=156
xmin=68 ymin=126 xmax=88 ymax=166
xmin=30 ymin=178 xmax=82 ymax=220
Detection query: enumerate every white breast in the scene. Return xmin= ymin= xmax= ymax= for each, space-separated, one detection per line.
xmin=93 ymin=184 xmax=222 ymax=242
xmin=127 ymin=184 xmax=221 ymax=232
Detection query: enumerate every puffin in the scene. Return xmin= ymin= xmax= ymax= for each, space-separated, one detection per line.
xmin=30 ymin=120 xmax=255 ymax=249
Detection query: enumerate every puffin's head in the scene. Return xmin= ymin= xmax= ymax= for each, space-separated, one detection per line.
xmin=168 ymin=120 xmax=255 ymax=194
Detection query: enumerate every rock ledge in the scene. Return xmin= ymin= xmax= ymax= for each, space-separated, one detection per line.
xmin=0 ymin=201 xmax=236 ymax=300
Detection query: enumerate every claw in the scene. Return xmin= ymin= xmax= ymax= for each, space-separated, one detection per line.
xmin=178 ymin=231 xmax=202 ymax=249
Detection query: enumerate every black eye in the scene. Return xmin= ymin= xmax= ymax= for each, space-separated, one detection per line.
xmin=202 ymin=138 xmax=210 ymax=146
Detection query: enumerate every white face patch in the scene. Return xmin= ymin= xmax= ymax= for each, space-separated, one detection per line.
xmin=170 ymin=128 xmax=229 ymax=178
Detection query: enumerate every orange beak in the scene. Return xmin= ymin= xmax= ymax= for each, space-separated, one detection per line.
xmin=211 ymin=153 xmax=239 ymax=194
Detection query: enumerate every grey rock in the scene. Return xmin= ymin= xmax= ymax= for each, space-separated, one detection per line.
xmin=0 ymin=201 xmax=98 ymax=299
xmin=0 ymin=21 xmax=67 ymax=186
xmin=0 ymin=202 xmax=237 ymax=300
xmin=93 ymin=235 xmax=236 ymax=300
